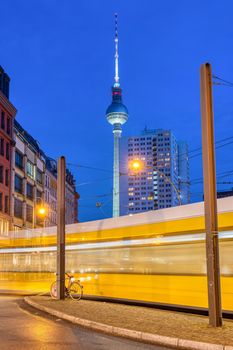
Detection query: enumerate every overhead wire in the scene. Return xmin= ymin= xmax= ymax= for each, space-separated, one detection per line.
xmin=67 ymin=162 xmax=112 ymax=173
xmin=76 ymin=176 xmax=113 ymax=187
xmin=213 ymin=75 xmax=233 ymax=87
xmin=69 ymin=135 xmax=233 ymax=184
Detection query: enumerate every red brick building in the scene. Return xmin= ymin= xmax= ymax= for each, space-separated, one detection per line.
xmin=0 ymin=66 xmax=17 ymax=234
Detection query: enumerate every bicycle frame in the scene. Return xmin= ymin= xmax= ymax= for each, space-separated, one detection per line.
xmin=65 ymin=273 xmax=75 ymax=295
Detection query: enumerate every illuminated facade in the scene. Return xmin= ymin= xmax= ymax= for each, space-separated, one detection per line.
xmin=44 ymin=158 xmax=57 ymax=226
xmin=13 ymin=120 xmax=46 ymax=230
xmin=106 ymin=14 xmax=128 ymax=217
xmin=0 ymin=66 xmax=17 ymax=235
xmin=45 ymin=157 xmax=79 ymax=226
xmin=120 ymin=128 xmax=190 ymax=215
xmin=12 ymin=121 xmax=79 ymax=230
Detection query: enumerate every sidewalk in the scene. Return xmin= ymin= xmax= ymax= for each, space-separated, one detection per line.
xmin=25 ymin=296 xmax=233 ymax=350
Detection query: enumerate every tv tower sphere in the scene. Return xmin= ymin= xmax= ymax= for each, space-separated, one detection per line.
xmin=106 ymin=13 xmax=128 ymax=217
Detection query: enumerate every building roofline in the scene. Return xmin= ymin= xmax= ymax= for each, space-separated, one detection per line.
xmin=0 ymin=90 xmax=17 ymax=116
xmin=14 ymin=119 xmax=42 ymax=155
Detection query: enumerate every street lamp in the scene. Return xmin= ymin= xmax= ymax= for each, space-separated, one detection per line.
xmin=36 ymin=204 xmax=47 ymax=218
xmin=34 ymin=197 xmax=48 ymax=228
xmin=127 ymin=159 xmax=182 ymax=205
xmin=129 ymin=160 xmax=143 ymax=172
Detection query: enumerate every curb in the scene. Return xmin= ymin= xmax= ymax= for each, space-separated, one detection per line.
xmin=0 ymin=290 xmax=36 ymax=296
xmin=24 ymin=297 xmax=233 ymax=350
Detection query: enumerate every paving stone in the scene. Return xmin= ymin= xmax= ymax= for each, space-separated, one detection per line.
xmin=28 ymin=296 xmax=233 ymax=347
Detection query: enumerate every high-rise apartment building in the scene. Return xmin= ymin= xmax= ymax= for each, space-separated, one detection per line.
xmin=0 ymin=66 xmax=17 ymax=235
xmin=120 ymin=128 xmax=190 ymax=215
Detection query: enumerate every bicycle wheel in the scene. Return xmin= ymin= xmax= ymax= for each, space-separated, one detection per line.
xmin=50 ymin=281 xmax=58 ymax=299
xmin=69 ymin=281 xmax=83 ymax=301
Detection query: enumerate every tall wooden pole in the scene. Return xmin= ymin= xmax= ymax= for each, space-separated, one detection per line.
xmin=200 ymin=63 xmax=222 ymax=327
xmin=57 ymin=156 xmax=66 ymax=300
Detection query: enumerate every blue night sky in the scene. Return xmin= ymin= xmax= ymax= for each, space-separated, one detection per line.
xmin=1 ymin=1 xmax=233 ymax=222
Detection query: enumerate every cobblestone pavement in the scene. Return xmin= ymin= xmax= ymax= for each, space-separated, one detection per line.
xmin=30 ymin=296 xmax=233 ymax=347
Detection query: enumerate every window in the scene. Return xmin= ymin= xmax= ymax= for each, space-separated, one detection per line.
xmin=0 ymin=166 xmax=3 ymax=183
xmin=26 ymin=204 xmax=33 ymax=222
xmin=15 ymin=151 xmax=23 ymax=169
xmin=4 ymin=196 xmax=9 ymax=214
xmin=0 ymin=192 xmax=2 ymax=211
xmin=45 ymin=189 xmax=50 ymax=203
xmin=26 ymin=183 xmax=33 ymax=200
xmin=1 ymin=111 xmax=5 ymax=130
xmin=6 ymin=143 xmax=9 ymax=160
xmin=15 ymin=174 xmax=23 ymax=193
xmin=5 ymin=169 xmax=9 ymax=186
xmin=0 ymin=138 xmax=4 ymax=156
xmin=6 ymin=117 xmax=10 ymax=135
xmin=27 ymin=160 xmax=34 ymax=179
xmin=37 ymin=190 xmax=42 ymax=202
xmin=14 ymin=198 xmax=23 ymax=218
xmin=36 ymin=169 xmax=43 ymax=184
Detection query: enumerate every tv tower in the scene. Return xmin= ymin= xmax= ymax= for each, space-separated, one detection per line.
xmin=106 ymin=13 xmax=129 ymax=218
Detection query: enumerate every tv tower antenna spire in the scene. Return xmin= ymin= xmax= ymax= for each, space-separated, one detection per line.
xmin=114 ymin=13 xmax=120 ymax=87
xmin=106 ymin=13 xmax=128 ymax=218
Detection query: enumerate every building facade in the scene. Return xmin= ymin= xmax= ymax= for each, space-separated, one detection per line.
xmin=45 ymin=157 xmax=79 ymax=227
xmin=13 ymin=120 xmax=46 ymax=230
xmin=44 ymin=158 xmax=57 ymax=227
xmin=65 ymin=169 xmax=79 ymax=224
xmin=120 ymin=128 xmax=190 ymax=215
xmin=0 ymin=66 xmax=17 ymax=235
xmin=0 ymin=65 xmax=79 ymax=233
xmin=12 ymin=121 xmax=79 ymax=230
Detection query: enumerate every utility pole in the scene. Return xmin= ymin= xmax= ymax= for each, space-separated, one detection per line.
xmin=200 ymin=63 xmax=222 ymax=327
xmin=57 ymin=156 xmax=66 ymax=300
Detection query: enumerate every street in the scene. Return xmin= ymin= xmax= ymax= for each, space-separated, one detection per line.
xmin=0 ymin=296 xmax=172 ymax=350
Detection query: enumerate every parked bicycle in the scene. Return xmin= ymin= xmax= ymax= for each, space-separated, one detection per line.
xmin=50 ymin=273 xmax=83 ymax=301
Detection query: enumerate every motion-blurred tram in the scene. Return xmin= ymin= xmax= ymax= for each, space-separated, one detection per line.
xmin=0 ymin=197 xmax=233 ymax=311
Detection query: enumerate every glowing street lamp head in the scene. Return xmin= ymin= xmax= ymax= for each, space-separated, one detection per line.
xmin=132 ymin=161 xmax=140 ymax=170
xmin=37 ymin=206 xmax=46 ymax=217
xmin=129 ymin=159 xmax=143 ymax=172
